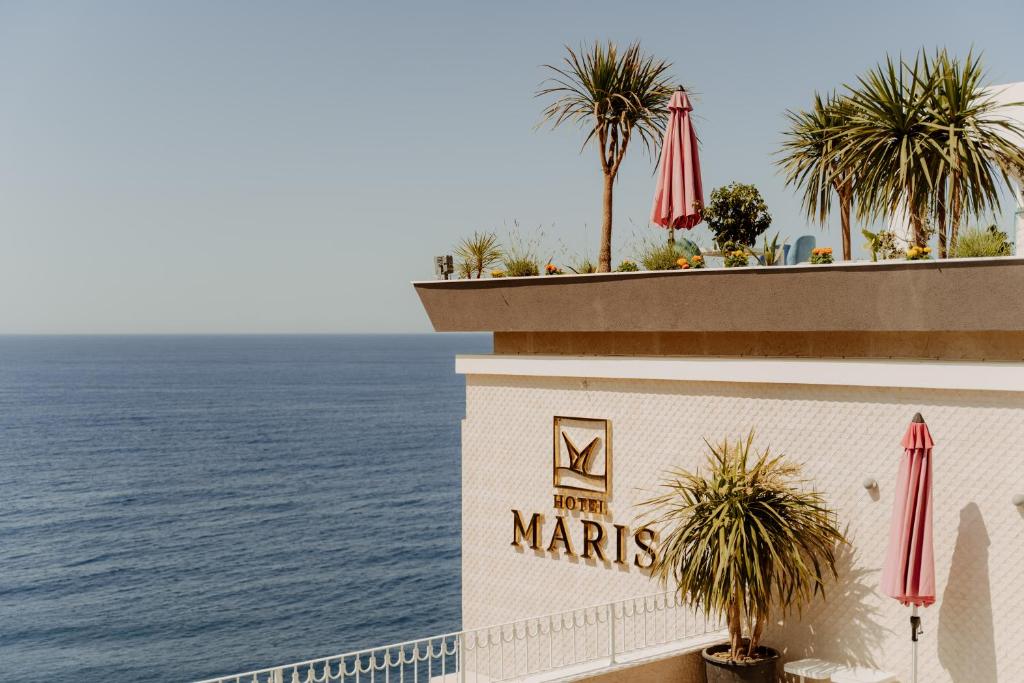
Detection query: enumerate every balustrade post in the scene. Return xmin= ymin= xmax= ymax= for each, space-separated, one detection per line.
xmin=457 ymin=633 xmax=466 ymax=683
xmin=607 ymin=603 xmax=617 ymax=664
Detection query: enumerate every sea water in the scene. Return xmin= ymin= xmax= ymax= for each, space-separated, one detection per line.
xmin=0 ymin=334 xmax=488 ymax=681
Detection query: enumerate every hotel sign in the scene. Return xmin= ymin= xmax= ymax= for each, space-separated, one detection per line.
xmin=552 ymin=416 xmax=609 ymax=514
xmin=511 ymin=416 xmax=655 ymax=569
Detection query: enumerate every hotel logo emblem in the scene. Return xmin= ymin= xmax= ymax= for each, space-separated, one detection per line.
xmin=552 ymin=416 xmax=610 ymax=496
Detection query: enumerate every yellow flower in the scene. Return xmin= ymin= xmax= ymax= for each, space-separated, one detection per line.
xmin=676 ymin=257 xmax=689 ymax=267
xmin=692 ymin=255 xmax=703 ymax=262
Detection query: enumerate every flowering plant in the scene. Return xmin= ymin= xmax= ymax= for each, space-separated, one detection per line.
xmin=615 ymin=259 xmax=640 ymax=272
xmin=675 ymin=255 xmax=705 ymax=270
xmin=723 ymin=249 xmax=750 ymax=268
xmin=810 ymin=247 xmax=834 ymax=265
xmin=544 ymin=262 xmax=564 ymax=275
xmin=490 ymin=269 xmax=506 ymax=278
xmin=905 ymin=245 xmax=932 ymax=261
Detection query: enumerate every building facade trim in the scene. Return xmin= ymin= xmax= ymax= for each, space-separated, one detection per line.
xmin=455 ymin=354 xmax=1024 ymax=393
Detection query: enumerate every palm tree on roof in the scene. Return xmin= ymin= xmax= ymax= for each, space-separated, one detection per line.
xmin=922 ymin=49 xmax=1024 ymax=256
xmin=537 ymin=41 xmax=674 ymax=272
xmin=833 ymin=53 xmax=940 ymax=248
xmin=778 ymin=92 xmax=857 ymax=260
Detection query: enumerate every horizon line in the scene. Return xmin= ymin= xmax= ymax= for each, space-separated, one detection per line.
xmin=0 ymin=331 xmax=487 ymax=337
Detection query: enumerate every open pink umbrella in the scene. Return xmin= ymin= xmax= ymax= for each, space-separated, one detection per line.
xmin=880 ymin=412 xmax=935 ymax=683
xmin=650 ymin=87 xmax=703 ymax=234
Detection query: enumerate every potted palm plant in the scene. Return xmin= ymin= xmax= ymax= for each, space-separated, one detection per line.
xmin=640 ymin=434 xmax=845 ymax=683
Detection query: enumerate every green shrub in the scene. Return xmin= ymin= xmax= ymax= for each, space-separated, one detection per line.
xmin=502 ymin=229 xmax=543 ymax=277
xmin=615 ymin=259 xmax=640 ymax=272
xmin=952 ymin=225 xmax=1012 ymax=258
xmin=637 ymin=236 xmax=701 ymax=271
xmin=504 ymin=257 xmax=540 ymax=277
xmin=569 ymin=257 xmax=597 ymax=274
xmin=703 ymin=183 xmax=772 ymax=248
xmin=639 ymin=242 xmax=679 ymax=270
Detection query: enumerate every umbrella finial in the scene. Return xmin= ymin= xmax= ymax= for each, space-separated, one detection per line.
xmin=912 ymin=412 xmax=925 ymax=423
xmin=676 ymin=84 xmax=686 ymax=91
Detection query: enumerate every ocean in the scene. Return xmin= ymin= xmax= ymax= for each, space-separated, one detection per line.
xmin=0 ymin=334 xmax=490 ymax=682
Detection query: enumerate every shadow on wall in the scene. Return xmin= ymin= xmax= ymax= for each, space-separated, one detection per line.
xmin=938 ymin=503 xmax=997 ymax=683
xmin=771 ymin=543 xmax=889 ymax=668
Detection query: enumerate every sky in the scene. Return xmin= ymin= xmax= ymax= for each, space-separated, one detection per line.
xmin=2 ymin=1 xmax=1022 ymax=333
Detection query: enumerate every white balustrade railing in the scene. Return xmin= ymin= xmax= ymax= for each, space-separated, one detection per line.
xmin=195 ymin=590 xmax=724 ymax=683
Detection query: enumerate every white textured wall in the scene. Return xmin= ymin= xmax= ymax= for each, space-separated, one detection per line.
xmin=461 ymin=371 xmax=1024 ymax=683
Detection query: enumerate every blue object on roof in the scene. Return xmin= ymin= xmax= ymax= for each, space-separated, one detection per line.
xmin=789 ymin=235 xmax=817 ymax=264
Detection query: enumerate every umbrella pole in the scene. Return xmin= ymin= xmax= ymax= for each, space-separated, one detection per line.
xmin=911 ymin=604 xmax=921 ymax=683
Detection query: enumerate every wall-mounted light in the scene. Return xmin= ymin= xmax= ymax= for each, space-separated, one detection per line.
xmin=1012 ymin=493 xmax=1024 ymax=507
xmin=862 ymin=478 xmax=878 ymax=491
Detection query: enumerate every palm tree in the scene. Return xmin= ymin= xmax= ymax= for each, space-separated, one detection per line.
xmin=640 ymin=434 xmax=844 ymax=662
xmin=834 ymin=54 xmax=941 ymax=247
xmin=835 ymin=50 xmax=1024 ymax=253
xmin=538 ymin=41 xmax=674 ymax=272
xmin=778 ymin=93 xmax=857 ymax=260
xmin=922 ymin=49 xmax=1024 ymax=256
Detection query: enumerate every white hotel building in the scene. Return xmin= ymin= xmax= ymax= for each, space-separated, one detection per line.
xmin=202 ymin=85 xmax=1024 ymax=683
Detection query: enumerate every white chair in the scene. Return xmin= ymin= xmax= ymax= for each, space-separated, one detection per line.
xmin=831 ymin=668 xmax=897 ymax=683
xmin=784 ymin=659 xmax=844 ymax=682
xmin=783 ymin=659 xmax=898 ymax=683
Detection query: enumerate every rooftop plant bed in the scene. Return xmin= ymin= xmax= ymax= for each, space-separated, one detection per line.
xmin=414 ymin=256 xmax=1024 ymax=334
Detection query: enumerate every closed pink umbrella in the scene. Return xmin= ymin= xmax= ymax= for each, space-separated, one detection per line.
xmin=880 ymin=412 xmax=935 ymax=683
xmin=650 ymin=87 xmax=703 ymax=235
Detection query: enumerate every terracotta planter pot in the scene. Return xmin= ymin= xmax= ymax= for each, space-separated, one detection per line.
xmin=701 ymin=642 xmax=780 ymax=683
